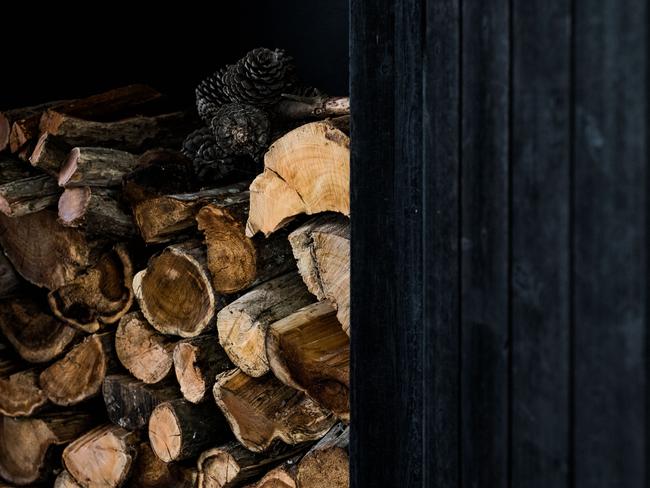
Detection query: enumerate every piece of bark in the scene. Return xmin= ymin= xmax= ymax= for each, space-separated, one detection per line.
xmin=196 ymin=198 xmax=294 ymax=295
xmin=39 ymin=332 xmax=116 ymax=406
xmin=296 ymin=423 xmax=349 ymax=488
xmin=217 ymin=272 xmax=314 ymax=377
xmin=289 ymin=216 xmax=350 ymax=334
xmin=0 ymin=253 xmax=21 ymax=299
xmin=132 ymin=183 xmax=249 ymax=244
xmin=173 ymin=335 xmax=233 ymax=404
xmin=0 ymin=210 xmax=104 ymax=290
xmin=198 ymin=442 xmax=305 ymax=488
xmin=129 ymin=442 xmax=198 ymax=488
xmin=58 ymin=146 xmax=139 ymax=187
xmin=63 ymin=424 xmax=139 ymax=488
xmin=0 ymin=295 xmax=77 ymax=363
xmin=1 ymin=99 xmax=72 ymax=153
xmin=133 ymin=241 xmax=219 ymax=337
xmin=0 ymin=361 xmax=47 ymax=417
xmin=0 ymin=411 xmax=94 ymax=485
xmin=267 ymin=301 xmax=349 ymax=421
xmin=102 ymin=374 xmax=181 ymax=431
xmin=213 ymin=368 xmax=335 ymax=452
xmin=55 ymin=470 xmax=83 ymax=488
xmin=48 ymin=244 xmax=134 ymax=333
xmin=58 ymin=187 xmax=136 ymax=238
xmin=116 ymin=311 xmax=176 ymax=384
xmin=246 ymin=121 xmax=349 ymax=237
xmin=29 ymin=133 xmax=72 ymax=176
xmin=274 ymin=95 xmax=350 ymax=120
xmin=0 ymin=174 xmax=60 ymax=217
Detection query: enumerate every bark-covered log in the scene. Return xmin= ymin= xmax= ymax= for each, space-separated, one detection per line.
xmin=0 ymin=253 xmax=21 ymax=299
xmin=217 ymin=272 xmax=314 ymax=377
xmin=58 ymin=147 xmax=139 ymax=188
xmin=116 ymin=311 xmax=176 ymax=384
xmin=173 ymin=335 xmax=233 ymax=404
xmin=0 ymin=411 xmax=94 ymax=485
xmin=102 ymin=374 xmax=181 ymax=431
xmin=55 ymin=470 xmax=83 ymax=488
xmin=246 ymin=121 xmax=349 ymax=237
xmin=0 ymin=357 xmax=47 ymax=417
xmin=48 ymin=245 xmax=134 ymax=333
xmin=133 ymin=241 xmax=219 ymax=337
xmin=196 ymin=197 xmax=294 ymax=295
xmin=274 ymin=95 xmax=350 ymax=120
xmin=39 ymin=332 xmax=116 ymax=406
xmin=29 ymin=132 xmax=72 ymax=176
xmin=129 ymin=442 xmax=198 ymax=488
xmin=0 ymin=99 xmax=71 ymax=152
xmin=213 ymin=368 xmax=335 ymax=452
xmin=149 ymin=398 xmax=231 ymax=463
xmin=63 ymin=424 xmax=139 ymax=488
xmin=296 ymin=423 xmax=349 ymax=488
xmin=0 ymin=174 xmax=60 ymax=217
xmin=267 ymin=301 xmax=349 ymax=421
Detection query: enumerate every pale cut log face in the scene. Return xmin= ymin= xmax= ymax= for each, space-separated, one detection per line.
xmin=58 ymin=148 xmax=81 ymax=186
xmin=199 ymin=451 xmax=241 ymax=488
xmin=148 ymin=404 xmax=182 ymax=462
xmin=58 ymin=187 xmax=90 ymax=224
xmin=297 ymin=447 xmax=349 ymax=488
xmin=173 ymin=341 xmax=207 ymax=403
xmin=0 ymin=417 xmax=56 ymax=484
xmin=0 ymin=370 xmax=47 ymax=417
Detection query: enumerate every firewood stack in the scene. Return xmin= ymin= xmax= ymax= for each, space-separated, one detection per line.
xmin=0 ymin=48 xmax=350 ymax=488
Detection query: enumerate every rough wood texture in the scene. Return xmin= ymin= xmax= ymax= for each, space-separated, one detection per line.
xmin=173 ymin=335 xmax=233 ymax=404
xmin=58 ymin=187 xmax=136 ymax=238
xmin=246 ymin=121 xmax=349 ymax=237
xmin=217 ymin=272 xmax=314 ymax=377
xmin=133 ymin=183 xmax=249 ymax=244
xmin=55 ymin=470 xmax=83 ymax=488
xmin=63 ymin=424 xmax=139 ymax=488
xmin=296 ymin=423 xmax=349 ymax=488
xmin=0 ymin=210 xmax=103 ymax=290
xmin=274 ymin=95 xmax=350 ymax=120
xmin=58 ymin=147 xmax=139 ymax=188
xmin=197 ymin=199 xmax=294 ymax=295
xmin=0 ymin=411 xmax=94 ymax=485
xmin=48 ymin=245 xmax=134 ymax=333
xmin=0 ymin=99 xmax=71 ymax=152
xmin=242 ymin=459 xmax=299 ymax=488
xmin=0 ymin=174 xmax=60 ymax=217
xmin=116 ymin=311 xmax=176 ymax=384
xmin=0 ymin=254 xmax=21 ymax=299
xmin=0 ymin=363 xmax=47 ymax=417
xmin=149 ymin=398 xmax=231 ymax=462
xmin=213 ymin=368 xmax=335 ymax=452
xmin=133 ymin=241 xmax=218 ymax=337
xmin=267 ymin=301 xmax=349 ymax=421
xmin=39 ymin=332 xmax=115 ymax=406
xmin=289 ymin=216 xmax=350 ymax=334
xmin=29 ymin=133 xmax=72 ymax=176
xmin=129 ymin=442 xmax=198 ymax=488
xmin=102 ymin=374 xmax=180 ymax=431
xmin=198 ymin=442 xmax=304 ymax=488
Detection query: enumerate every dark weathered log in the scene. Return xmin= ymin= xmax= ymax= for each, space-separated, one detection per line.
xmin=63 ymin=424 xmax=139 ymax=488
xmin=133 ymin=241 xmax=219 ymax=337
xmin=0 ymin=411 xmax=94 ymax=485
xmin=0 ymin=253 xmax=21 ymax=299
xmin=0 ymin=296 xmax=77 ymax=363
xmin=0 ymin=174 xmax=60 ymax=217
xmin=0 ymin=358 xmax=47 ymax=417
xmin=274 ymin=95 xmax=350 ymax=120
xmin=48 ymin=245 xmax=134 ymax=333
xmin=0 ymin=154 xmax=34 ymax=183
xmin=58 ymin=187 xmax=136 ymax=238
xmin=173 ymin=335 xmax=233 ymax=404
xmin=116 ymin=311 xmax=176 ymax=384
xmin=217 ymin=272 xmax=314 ymax=377
xmin=39 ymin=332 xmax=116 ymax=406
xmin=29 ymin=133 xmax=72 ymax=176
xmin=196 ymin=197 xmax=294 ymax=295
xmin=242 ymin=456 xmax=302 ymax=488
xmin=129 ymin=442 xmax=198 ymax=488
xmin=296 ymin=423 xmax=349 ymax=488
xmin=102 ymin=374 xmax=181 ymax=431
xmin=267 ymin=301 xmax=349 ymax=421
xmin=213 ymin=368 xmax=335 ymax=452
xmin=55 ymin=470 xmax=83 ymax=487
xmin=132 ymin=183 xmax=249 ymax=244
xmin=1 ymin=99 xmax=72 ymax=153
xmin=58 ymin=147 xmax=139 ymax=187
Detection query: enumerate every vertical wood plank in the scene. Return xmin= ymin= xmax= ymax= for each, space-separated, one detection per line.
xmin=573 ymin=0 xmax=648 ymax=486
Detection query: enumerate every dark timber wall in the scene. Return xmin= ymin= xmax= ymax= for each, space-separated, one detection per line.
xmin=350 ymin=1 xmax=649 ymax=487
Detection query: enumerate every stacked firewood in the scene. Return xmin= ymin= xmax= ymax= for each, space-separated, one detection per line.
xmin=0 ymin=48 xmax=350 ymax=488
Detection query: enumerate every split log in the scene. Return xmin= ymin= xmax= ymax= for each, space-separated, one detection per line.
xmin=58 ymin=147 xmax=139 ymax=187
xmin=217 ymin=272 xmax=314 ymax=377
xmin=246 ymin=121 xmax=350 ymax=237
xmin=39 ymin=332 xmax=116 ymax=406
xmin=173 ymin=335 xmax=233 ymax=403
xmin=213 ymin=368 xmax=335 ymax=452
xmin=30 ymin=132 xmax=72 ymax=176
xmin=133 ymin=241 xmax=219 ymax=337
xmin=55 ymin=470 xmax=83 ymax=488
xmin=0 ymin=174 xmax=60 ymax=217
xmin=116 ymin=311 xmax=176 ymax=384
xmin=0 ymin=99 xmax=71 ymax=152
xmin=63 ymin=424 xmax=139 ymax=488
xmin=48 ymin=245 xmax=134 ymax=333
xmin=267 ymin=301 xmax=349 ymax=421
xmin=0 ymin=361 xmax=47 ymax=417
xmin=0 ymin=253 xmax=21 ymax=299
xmin=129 ymin=442 xmax=198 ymax=488
xmin=149 ymin=398 xmax=231 ymax=462
xmin=0 ymin=411 xmax=94 ymax=485
xmin=242 ymin=459 xmax=299 ymax=488
xmin=58 ymin=187 xmax=136 ymax=238
xmin=102 ymin=374 xmax=180 ymax=430
xmin=274 ymin=95 xmax=350 ymax=120
xmin=296 ymin=423 xmax=349 ymax=488
xmin=196 ymin=198 xmax=294 ymax=295
xmin=198 ymin=442 xmax=304 ymax=488
xmin=132 ymin=182 xmax=249 ymax=245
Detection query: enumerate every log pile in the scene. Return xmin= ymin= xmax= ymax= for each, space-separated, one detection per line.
xmin=0 ymin=47 xmax=350 ymax=487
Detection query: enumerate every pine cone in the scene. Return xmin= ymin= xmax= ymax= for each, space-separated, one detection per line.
xmin=222 ymin=48 xmax=297 ymax=106
xmin=210 ymin=103 xmax=270 ymax=160
xmin=181 ymin=126 xmax=214 ymax=159
xmin=196 ymin=67 xmax=230 ymax=123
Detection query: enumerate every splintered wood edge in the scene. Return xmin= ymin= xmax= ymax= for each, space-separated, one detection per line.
xmin=148 ymin=403 xmax=182 ymax=462
xmin=173 ymin=341 xmax=206 ymax=403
